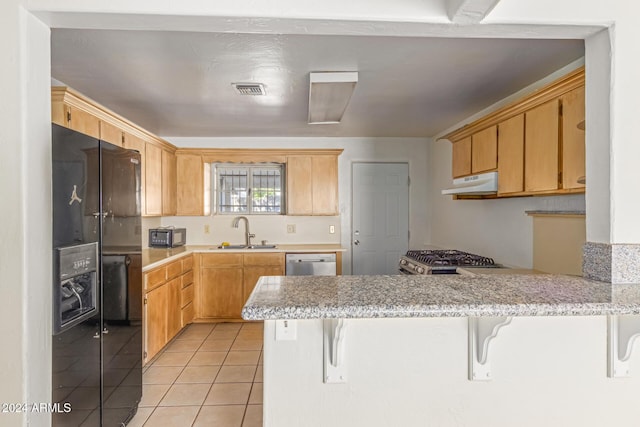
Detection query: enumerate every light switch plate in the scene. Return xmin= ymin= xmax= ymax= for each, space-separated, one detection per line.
xmin=275 ymin=319 xmax=297 ymax=341
xmin=287 ymin=224 xmax=296 ymax=234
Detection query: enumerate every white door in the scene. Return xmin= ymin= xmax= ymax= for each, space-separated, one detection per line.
xmin=352 ymin=163 xmax=409 ymax=275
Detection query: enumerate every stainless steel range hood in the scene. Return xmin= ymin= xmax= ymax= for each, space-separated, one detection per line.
xmin=442 ymin=171 xmax=498 ymax=196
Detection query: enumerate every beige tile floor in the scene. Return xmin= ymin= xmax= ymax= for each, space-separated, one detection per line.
xmin=128 ymin=322 xmax=264 ymax=427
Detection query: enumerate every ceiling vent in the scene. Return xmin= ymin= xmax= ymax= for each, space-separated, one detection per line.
xmin=232 ymin=83 xmax=266 ymax=96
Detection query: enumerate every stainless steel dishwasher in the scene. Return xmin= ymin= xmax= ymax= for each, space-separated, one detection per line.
xmin=286 ymin=253 xmax=337 ymax=276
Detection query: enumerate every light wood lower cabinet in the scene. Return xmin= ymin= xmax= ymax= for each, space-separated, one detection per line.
xmin=198 ymin=252 xmax=285 ymax=320
xmin=166 ymin=277 xmax=182 ymax=340
xmin=243 ymin=253 xmax=286 ymax=302
xmin=145 ymin=284 xmax=168 ymax=364
xmin=200 ymin=267 xmax=244 ymax=318
xmin=143 ymin=254 xmax=194 ymax=364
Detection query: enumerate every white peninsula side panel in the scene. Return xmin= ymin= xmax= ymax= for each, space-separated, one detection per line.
xmin=263 ymin=317 xmax=640 ymax=427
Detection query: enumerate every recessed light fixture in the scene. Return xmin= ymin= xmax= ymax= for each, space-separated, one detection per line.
xmin=232 ymin=83 xmax=266 ymax=96
xmin=308 ymin=72 xmax=358 ymax=124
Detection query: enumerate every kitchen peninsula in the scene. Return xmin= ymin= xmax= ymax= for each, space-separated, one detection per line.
xmin=242 ymin=274 xmax=640 ymax=427
xmin=140 ymin=244 xmax=346 ymax=363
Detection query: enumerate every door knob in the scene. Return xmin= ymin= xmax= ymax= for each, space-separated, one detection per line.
xmin=354 ymin=240 xmax=360 ymax=245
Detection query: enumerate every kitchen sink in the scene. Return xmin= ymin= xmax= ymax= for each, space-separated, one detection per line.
xmin=248 ymin=245 xmax=278 ymax=249
xmin=215 ymin=245 xmax=248 ymax=249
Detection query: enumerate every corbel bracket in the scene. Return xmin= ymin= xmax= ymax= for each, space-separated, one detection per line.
xmin=468 ymin=316 xmax=512 ymax=381
xmin=323 ymin=318 xmax=348 ymax=383
xmin=608 ymin=314 xmax=640 ymax=378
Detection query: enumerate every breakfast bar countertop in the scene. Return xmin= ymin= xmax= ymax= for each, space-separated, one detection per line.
xmin=241 ymin=273 xmax=640 ymax=320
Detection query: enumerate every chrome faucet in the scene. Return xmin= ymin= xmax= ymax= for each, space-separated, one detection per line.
xmin=232 ymin=216 xmax=255 ymax=247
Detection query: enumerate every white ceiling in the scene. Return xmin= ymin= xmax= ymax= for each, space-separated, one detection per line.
xmin=51 ymin=29 xmax=583 ymax=138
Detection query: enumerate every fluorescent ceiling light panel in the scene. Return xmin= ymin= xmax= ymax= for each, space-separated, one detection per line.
xmin=308 ymin=72 xmax=358 ymax=124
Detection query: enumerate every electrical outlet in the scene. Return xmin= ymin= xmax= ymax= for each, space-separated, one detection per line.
xmin=204 ymin=224 xmax=210 ymax=234
xmin=329 ymin=225 xmax=335 ymax=234
xmin=275 ymin=319 xmax=297 ymax=341
xmin=287 ymin=224 xmax=296 ymax=234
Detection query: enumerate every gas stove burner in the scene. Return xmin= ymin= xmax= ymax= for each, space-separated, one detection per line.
xmin=404 ymin=249 xmax=496 ymax=267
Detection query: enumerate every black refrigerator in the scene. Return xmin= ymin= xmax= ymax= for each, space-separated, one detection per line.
xmin=51 ymin=123 xmax=142 ymax=426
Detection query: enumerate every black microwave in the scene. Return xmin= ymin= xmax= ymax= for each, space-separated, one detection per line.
xmin=149 ymin=228 xmax=186 ymax=248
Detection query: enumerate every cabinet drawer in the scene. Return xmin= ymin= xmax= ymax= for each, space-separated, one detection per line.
xmin=181 ymin=302 xmax=194 ymax=327
xmin=181 ymin=284 xmax=194 ymax=308
xmin=145 ymin=266 xmax=166 ymax=291
xmin=182 ymin=270 xmax=194 ymax=288
xmin=183 ymin=255 xmax=193 ymax=272
xmin=166 ymin=259 xmax=183 ymax=280
xmin=243 ymin=253 xmax=284 ymax=267
xmin=200 ymin=253 xmax=243 ymax=267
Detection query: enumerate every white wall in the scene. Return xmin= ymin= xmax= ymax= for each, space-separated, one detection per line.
xmin=264 ymin=316 xmax=640 ymax=427
xmin=0 ymin=3 xmax=52 ymax=426
xmin=165 ymin=137 xmax=430 ymax=274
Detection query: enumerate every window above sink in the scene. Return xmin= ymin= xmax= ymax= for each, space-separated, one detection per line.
xmin=213 ymin=163 xmax=285 ymax=215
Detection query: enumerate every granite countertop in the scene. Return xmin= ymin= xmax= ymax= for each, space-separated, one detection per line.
xmin=241 ymin=274 xmax=640 ymax=320
xmin=142 ymin=244 xmax=346 ymax=271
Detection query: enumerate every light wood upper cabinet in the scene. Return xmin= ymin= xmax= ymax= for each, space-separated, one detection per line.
xmin=312 ymin=156 xmax=339 ymax=215
xmin=123 ymin=132 xmax=147 ymax=215
xmin=65 ymin=105 xmax=100 ymax=139
xmin=560 ymin=86 xmax=586 ymax=190
xmin=162 ymin=149 xmax=177 ymax=215
xmin=145 ymin=143 xmax=163 ymax=216
xmin=441 ymin=67 xmax=585 ymax=199
xmin=287 ymin=155 xmax=339 ymax=215
xmin=52 ymin=86 xmax=178 ymax=217
xmin=471 ymin=126 xmax=497 ymax=174
xmin=497 ymin=114 xmax=525 ymax=195
xmin=100 ymin=120 xmax=124 ymax=147
xmin=287 ymin=156 xmax=313 ymax=215
xmin=176 ymin=154 xmax=206 ymax=216
xmin=452 ymin=137 xmax=472 ymax=178
xmin=525 ymin=99 xmax=560 ymax=192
